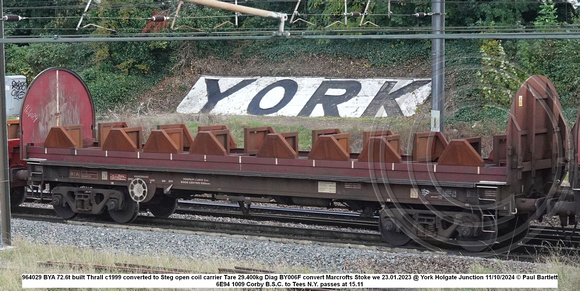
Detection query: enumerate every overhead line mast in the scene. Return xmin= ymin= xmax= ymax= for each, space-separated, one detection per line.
xmin=0 ymin=0 xmax=9 ymax=247
xmin=431 ymin=0 xmax=445 ymax=133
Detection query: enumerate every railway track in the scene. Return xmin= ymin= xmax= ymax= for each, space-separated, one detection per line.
xmin=176 ymin=200 xmax=378 ymax=230
xmin=12 ymin=204 xmax=387 ymax=248
xmin=11 ymin=202 xmax=580 ymax=257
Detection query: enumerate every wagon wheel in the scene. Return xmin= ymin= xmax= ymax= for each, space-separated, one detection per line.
xmin=10 ymin=187 xmax=26 ymax=208
xmin=108 ymin=188 xmax=139 ymax=223
xmin=457 ymin=216 xmax=497 ymax=252
xmin=495 ymin=214 xmax=530 ymax=249
xmin=148 ymin=197 xmax=178 ymax=218
xmin=379 ymin=215 xmax=411 ymax=247
xmin=52 ymin=195 xmax=77 ymax=220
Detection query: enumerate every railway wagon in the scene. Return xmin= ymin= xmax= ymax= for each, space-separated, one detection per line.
xmin=18 ymin=68 xmax=571 ymax=252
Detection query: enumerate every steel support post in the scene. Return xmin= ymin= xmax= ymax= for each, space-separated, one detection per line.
xmin=0 ymin=0 xmax=11 ymax=247
xmin=430 ymin=0 xmax=445 ymax=133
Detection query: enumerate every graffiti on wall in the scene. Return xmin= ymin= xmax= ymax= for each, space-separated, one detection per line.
xmin=177 ymin=76 xmax=431 ymax=118
xmin=11 ymin=79 xmax=27 ymax=100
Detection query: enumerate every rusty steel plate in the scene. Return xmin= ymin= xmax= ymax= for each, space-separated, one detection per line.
xmin=570 ymin=107 xmax=580 ymax=189
xmin=20 ymin=67 xmax=95 ymax=153
xmin=507 ymin=75 xmax=568 ymax=197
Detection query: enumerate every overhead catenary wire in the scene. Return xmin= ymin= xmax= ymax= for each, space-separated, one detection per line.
xmin=2 ymin=0 xmax=576 ymax=39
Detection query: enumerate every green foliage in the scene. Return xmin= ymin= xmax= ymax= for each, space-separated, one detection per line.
xmin=446 ymin=0 xmax=538 ymax=27
xmin=448 ymin=105 xmax=509 ymax=125
xmin=3 ymin=0 xmax=580 ymax=119
xmin=476 ymin=40 xmax=526 ymax=107
xmin=535 ymin=0 xmax=558 ymax=27
xmin=81 ymin=69 xmax=152 ymax=112
xmin=6 ymin=43 xmax=92 ymax=79
xmin=234 ymin=39 xmax=429 ymax=69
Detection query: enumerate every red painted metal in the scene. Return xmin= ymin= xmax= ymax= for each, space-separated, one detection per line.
xmin=20 ymin=67 xmax=94 ymax=156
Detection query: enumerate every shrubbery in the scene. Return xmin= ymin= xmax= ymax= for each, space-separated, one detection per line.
xmin=3 ymin=0 xmax=580 ymax=121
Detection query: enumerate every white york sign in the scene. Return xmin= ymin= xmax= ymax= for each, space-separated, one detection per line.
xmin=177 ymin=76 xmax=431 ymax=117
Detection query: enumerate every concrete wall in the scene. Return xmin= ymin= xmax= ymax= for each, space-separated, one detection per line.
xmin=177 ymin=76 xmax=431 ymax=118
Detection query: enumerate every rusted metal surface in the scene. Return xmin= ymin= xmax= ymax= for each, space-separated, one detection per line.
xmin=362 ymin=130 xmax=402 ymax=154
xmin=490 ymin=134 xmax=507 ymax=165
xmin=163 ymin=128 xmax=185 ymax=151
xmin=101 ymin=127 xmax=142 ymax=152
xmin=358 ymin=136 xmax=401 ymax=163
xmin=98 ymin=121 xmax=127 ymax=146
xmin=20 ymin=68 xmax=94 ymax=153
xmin=157 ymin=124 xmax=194 ymax=150
xmin=198 ymin=125 xmax=237 ymax=149
xmin=281 ymin=132 xmax=299 ymax=152
xmin=7 ymin=119 xmax=19 ymax=139
xmin=506 ymin=75 xmax=568 ymax=197
xmin=308 ymin=135 xmax=350 ymax=161
xmin=189 ymin=131 xmax=228 ymax=156
xmin=244 ymin=126 xmax=275 ymax=155
xmin=412 ymin=132 xmax=448 ymax=162
xmin=255 ymin=133 xmax=298 ymax=159
xmin=312 ymin=128 xmax=351 ymax=154
xmin=143 ymin=130 xmax=180 ymax=153
xmin=362 ymin=130 xmax=393 ymax=143
xmin=44 ymin=125 xmax=83 ymax=149
xmin=465 ymin=137 xmax=482 ymax=155
xmin=571 ymin=107 xmax=580 ymax=190
xmin=438 ymin=139 xmax=484 ymax=167
xmin=312 ymin=128 xmax=341 ymax=144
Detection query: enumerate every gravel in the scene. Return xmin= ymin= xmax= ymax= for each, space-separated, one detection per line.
xmin=11 ymin=218 xmax=541 ymax=274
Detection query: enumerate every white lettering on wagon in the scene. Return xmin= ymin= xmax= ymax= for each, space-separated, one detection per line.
xmin=110 ymin=173 xmax=127 ymax=181
xmin=181 ymin=177 xmax=210 ymax=185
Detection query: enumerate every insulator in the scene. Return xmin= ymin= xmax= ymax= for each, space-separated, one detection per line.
xmin=150 ymin=15 xmax=169 ymax=22
xmin=413 ymin=12 xmax=427 ymax=18
xmin=350 ymin=11 xmax=362 ymax=17
xmin=3 ymin=15 xmax=25 ymax=22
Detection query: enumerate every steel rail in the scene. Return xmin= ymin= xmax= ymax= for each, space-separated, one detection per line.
xmin=11 ymin=206 xmax=386 ymax=247
xmin=175 ymin=201 xmax=378 ymax=230
xmin=13 ymin=204 xmax=580 ymax=252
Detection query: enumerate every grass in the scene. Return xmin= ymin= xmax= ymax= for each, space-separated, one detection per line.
xmin=2 ymin=236 xmax=580 ymax=290
xmin=97 ymin=111 xmax=450 ymax=153
xmin=97 ymin=110 xmax=509 ymax=156
xmin=0 ymin=236 xmax=304 ymax=290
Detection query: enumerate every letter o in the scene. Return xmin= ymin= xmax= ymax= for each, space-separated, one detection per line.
xmin=247 ymin=80 xmax=297 ymax=115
